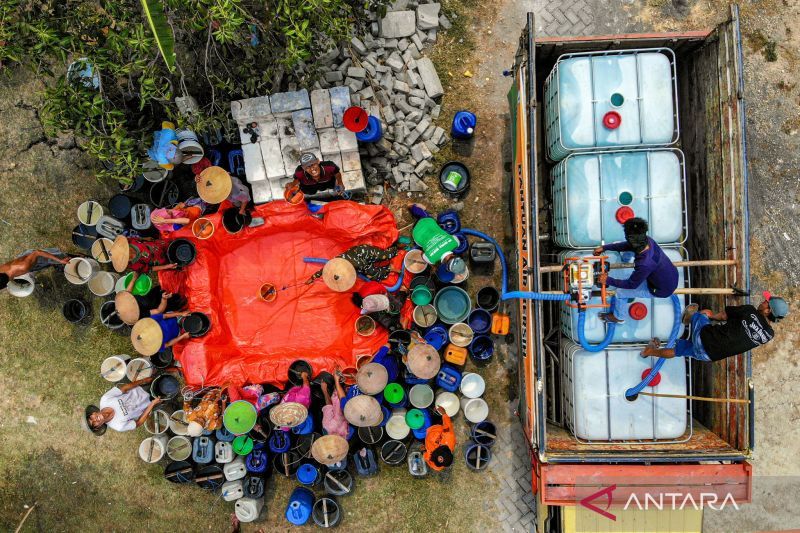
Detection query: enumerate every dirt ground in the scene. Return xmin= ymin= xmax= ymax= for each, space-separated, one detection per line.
xmin=1 ymin=0 xmax=799 ymax=531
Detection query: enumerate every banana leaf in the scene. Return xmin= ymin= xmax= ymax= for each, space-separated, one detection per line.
xmin=140 ymin=0 xmax=175 ymax=71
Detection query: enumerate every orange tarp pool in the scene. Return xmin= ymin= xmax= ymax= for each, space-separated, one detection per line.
xmin=158 ymin=201 xmax=399 ymax=387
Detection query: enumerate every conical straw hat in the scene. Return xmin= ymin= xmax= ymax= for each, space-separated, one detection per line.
xmin=311 ymin=435 xmax=349 ymax=465
xmin=115 ymin=290 xmax=140 ymax=325
xmin=322 ymin=258 xmax=356 ymax=292
xmin=407 ymin=343 xmax=441 ymax=379
xmin=356 ymin=363 xmax=388 ymax=395
xmin=131 ymin=317 xmax=163 ymax=356
xmin=110 ymin=235 xmax=130 ymax=273
xmin=343 ymin=394 xmax=383 ymax=427
xmin=196 ymin=166 xmax=232 ymax=204
xmin=269 ymin=402 xmax=308 ymax=428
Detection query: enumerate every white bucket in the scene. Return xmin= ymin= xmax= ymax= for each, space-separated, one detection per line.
xmin=177 ymin=130 xmax=203 ymax=164
xmin=403 ymin=249 xmax=428 ymax=274
xmin=142 ymin=159 xmax=169 ymax=183
xmin=77 ymin=200 xmax=103 ymax=226
xmin=460 ymin=373 xmax=486 ymax=399
xmin=435 ymin=391 xmax=460 ymax=417
xmin=169 ymin=410 xmax=190 ymax=436
xmin=126 ymin=357 xmax=153 ymax=381
xmin=167 ymin=436 xmax=193 ymax=461
xmin=138 ymin=435 xmax=168 ymax=463
xmin=7 ymin=273 xmax=35 ymax=298
xmin=114 ymin=275 xmax=128 ymax=293
xmin=65 ymin=257 xmax=99 ymax=285
xmin=448 ymin=322 xmax=474 ymax=347
xmin=409 ymin=384 xmax=434 ymax=409
xmin=235 ymin=497 xmax=265 ymax=523
xmin=91 ymin=237 xmax=114 ymax=263
xmin=385 ymin=409 xmax=410 ymax=440
xmin=461 ymin=397 xmax=489 ymax=424
xmin=88 ymin=271 xmax=119 ymax=297
xmin=145 ymin=408 xmax=171 ymax=435
xmin=100 ymin=355 xmax=130 ymax=382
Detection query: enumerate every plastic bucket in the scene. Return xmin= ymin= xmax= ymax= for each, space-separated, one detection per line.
xmin=151 ymin=374 xmax=180 ymax=400
xmin=196 ymin=465 xmax=225 ymax=491
xmin=7 ymin=273 xmax=35 ymax=298
xmin=312 ymin=496 xmax=342 ymax=528
xmin=169 ymin=410 xmax=190 ymax=436
xmin=126 ymin=357 xmax=153 ymax=381
xmin=122 ymin=272 xmax=153 ymax=296
xmin=72 ymin=224 xmax=98 ymax=250
xmin=460 ymin=397 xmax=489 ymax=424
xmin=222 ymin=208 xmax=252 ymax=234
xmin=383 ymin=382 xmax=407 ymax=408
xmin=380 ymin=440 xmax=408 ymax=466
xmin=139 ymin=435 xmax=168 ymax=463
xmin=142 ymin=160 xmax=169 ymax=183
xmin=409 ymin=384 xmax=434 ymax=409
xmin=448 ymin=322 xmax=474 ymax=347
xmin=403 ymin=249 xmax=428 ymax=274
xmin=164 ymin=460 xmax=194 ymax=484
xmin=436 ymin=210 xmax=461 ymax=234
xmin=297 ymin=463 xmax=321 ymax=486
xmin=465 ymin=443 xmax=492 ymax=471
xmin=151 ymin=349 xmax=174 ymax=369
xmin=471 ymin=421 xmax=497 ymax=447
xmin=77 ymin=200 xmax=103 ymax=226
xmin=343 ymin=106 xmax=369 ymax=133
xmin=460 ymin=373 xmax=486 ymax=399
xmin=355 ymin=315 xmax=376 ymax=336
xmin=412 ymin=304 xmax=438 ymax=328
xmin=476 ymin=286 xmax=500 ymax=312
xmin=91 ymin=238 xmax=114 ymax=264
xmin=423 ymin=324 xmax=448 ymax=350
xmin=100 ymin=355 xmax=130 ymax=382
xmin=323 ymin=469 xmax=353 ymax=496
xmin=469 ymin=335 xmax=495 ymax=366
xmin=100 ymin=300 xmax=125 ymax=330
xmin=88 ymin=271 xmax=119 ymax=297
xmin=62 ymin=299 xmax=90 ymax=324
xmin=468 ymin=309 xmax=492 ymax=335
xmin=385 ymin=409 xmax=410 ymax=440
xmin=108 ymin=194 xmax=133 ymax=220
xmin=149 ymin=180 xmax=180 ymax=208
xmin=435 ymin=391 xmax=460 ymax=417
xmin=433 ymin=286 xmax=472 ymax=325
xmin=192 ymin=218 xmax=215 ymax=240
xmin=167 ymin=239 xmax=197 ymax=268
xmin=411 ymin=285 xmax=433 ymax=306
xmin=182 ymin=312 xmax=211 ymax=337
xmin=145 ymin=408 xmax=171 ymax=435
xmin=438 ymin=161 xmax=471 ymax=198
xmin=64 ymin=257 xmax=99 ymax=285
xmin=177 ymin=129 xmax=204 ymax=164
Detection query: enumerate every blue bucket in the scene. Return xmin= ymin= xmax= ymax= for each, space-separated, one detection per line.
xmin=356 ymin=116 xmax=383 ymax=142
xmin=464 ymin=442 xmax=492 ymax=471
xmin=269 ymin=430 xmax=291 ymax=453
xmin=471 ymin=421 xmax=497 ymax=447
xmin=292 ymin=413 xmax=314 ymax=435
xmin=246 ymin=447 xmax=269 ymax=473
xmin=424 ymin=324 xmax=449 ymax=350
xmin=468 ymin=309 xmax=492 ymax=335
xmin=469 ymin=335 xmax=495 ymax=366
xmin=435 ymin=262 xmax=455 ymax=283
xmin=297 ymin=463 xmax=320 ymax=486
xmin=286 ymin=486 xmax=315 ymax=525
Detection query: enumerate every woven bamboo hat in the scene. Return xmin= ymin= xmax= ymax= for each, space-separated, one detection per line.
xmin=110 ymin=235 xmax=131 ymax=273
xmin=343 ymin=394 xmax=383 ymax=427
xmin=269 ymin=402 xmax=308 ymax=428
xmin=196 ymin=166 xmax=232 ymax=204
xmin=407 ymin=343 xmax=441 ymax=379
xmin=131 ymin=317 xmax=163 ymax=356
xmin=115 ymin=290 xmax=140 ymax=325
xmin=322 ymin=258 xmax=357 ymax=292
xmin=356 ymin=363 xmax=389 ymax=395
xmin=311 ymin=435 xmax=349 ymax=465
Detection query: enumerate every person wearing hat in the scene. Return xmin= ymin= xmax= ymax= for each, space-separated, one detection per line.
xmin=195 ymin=166 xmax=251 ymax=215
xmin=307 ymin=245 xmax=400 ymax=286
xmin=423 ymin=406 xmax=456 ymax=471
xmin=131 ymin=312 xmax=192 ymax=356
xmin=84 ymin=377 xmax=162 ymax=434
xmin=150 ymin=200 xmax=205 ymax=233
xmin=110 ymin=236 xmax=177 ymax=275
xmin=0 ymin=248 xmax=70 ymax=290
xmin=286 ymin=152 xmax=344 ymax=196
xmin=282 ymin=371 xmax=312 ymax=408
xmin=320 ymin=378 xmax=350 ymax=439
xmin=116 ymin=286 xmax=187 ymax=325
xmin=353 ymin=281 xmax=410 ymax=333
xmin=411 ymin=213 xmax=466 ymax=276
xmin=642 ymin=294 xmax=789 ymax=362
xmin=593 ymin=217 xmax=679 ymax=324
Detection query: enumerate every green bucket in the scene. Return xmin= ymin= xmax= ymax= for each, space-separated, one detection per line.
xmin=123 ymin=272 xmax=153 ymax=296
xmin=405 ymin=409 xmax=425 ymax=430
xmin=411 ymin=285 xmax=433 ymax=306
xmin=223 ymin=400 xmax=258 ymax=435
xmin=384 ymin=383 xmax=405 ymax=405
xmin=232 ymin=435 xmax=254 ymax=456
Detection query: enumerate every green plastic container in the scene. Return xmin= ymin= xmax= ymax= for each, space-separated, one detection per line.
xmin=123 ymin=272 xmax=153 ymax=296
xmin=223 ymin=400 xmax=258 ymax=435
xmin=233 ymin=435 xmax=254 ymax=456
xmin=411 ymin=285 xmax=433 ymax=306
xmin=405 ymin=409 xmax=426 ymax=430
xmin=384 ymin=383 xmax=405 ymax=406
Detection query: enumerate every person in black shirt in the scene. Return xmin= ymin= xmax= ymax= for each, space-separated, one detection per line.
xmin=286 ymin=152 xmax=344 ymax=196
xmin=642 ymin=294 xmax=789 ymax=361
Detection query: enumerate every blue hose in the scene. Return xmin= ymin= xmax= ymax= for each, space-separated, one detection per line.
xmin=302 ymin=257 xmax=404 ymax=292
xmin=624 ymin=294 xmax=682 ymax=399
xmin=576 ymin=298 xmax=618 ymax=352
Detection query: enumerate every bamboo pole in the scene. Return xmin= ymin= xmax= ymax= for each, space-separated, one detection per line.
xmin=637 ymin=391 xmax=750 ymax=404
xmin=539 ymin=258 xmax=737 ymax=274
xmin=537 ymin=288 xmax=737 ymax=296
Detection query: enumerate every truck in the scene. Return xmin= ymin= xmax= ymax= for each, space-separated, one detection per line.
xmin=508 ymin=5 xmax=753 ymax=531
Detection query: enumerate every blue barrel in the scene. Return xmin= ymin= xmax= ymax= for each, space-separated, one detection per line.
xmin=296 ymin=463 xmax=320 ymax=486
xmin=468 ymin=309 xmax=492 ymax=335
xmin=355 ymin=116 xmax=383 ymax=142
xmin=469 ymin=335 xmax=495 ymax=366
xmin=246 ymin=447 xmax=269 ymax=474
xmin=424 ymin=324 xmax=449 ymax=350
xmin=436 ymin=262 xmax=456 ymax=283
xmin=436 ymin=210 xmax=461 ymax=234
xmin=451 ymin=111 xmax=477 ymax=139
xmin=286 ymin=486 xmax=315 ymax=525
xmin=436 ymin=365 xmax=462 ymax=393
xmin=269 ymin=430 xmax=291 ymax=453
xmin=411 ymin=408 xmax=432 ymax=440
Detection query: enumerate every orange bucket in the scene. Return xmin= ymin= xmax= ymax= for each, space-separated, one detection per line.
xmin=258 ymin=283 xmax=277 ymax=302
xmin=284 ymin=185 xmax=304 ymax=205
xmin=355 ymin=315 xmax=376 ymax=336
xmin=192 ymin=218 xmax=215 ymax=240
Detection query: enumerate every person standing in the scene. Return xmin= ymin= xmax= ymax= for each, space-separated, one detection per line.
xmin=594 ymin=217 xmax=679 ymax=324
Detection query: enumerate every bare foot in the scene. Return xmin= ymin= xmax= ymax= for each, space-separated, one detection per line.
xmin=599 ymin=312 xmax=625 ymax=324
xmin=681 ymin=303 xmax=699 ymax=325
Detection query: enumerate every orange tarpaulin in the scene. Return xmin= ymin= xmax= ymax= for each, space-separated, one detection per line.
xmin=158 ymin=201 xmax=399 ymax=388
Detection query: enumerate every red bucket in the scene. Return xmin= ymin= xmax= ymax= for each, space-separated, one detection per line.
xmin=343 ymin=106 xmax=369 ymax=133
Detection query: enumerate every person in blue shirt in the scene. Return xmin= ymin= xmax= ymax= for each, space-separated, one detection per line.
xmin=131 ymin=311 xmax=191 ymax=356
xmin=593 ymin=217 xmax=679 ymax=324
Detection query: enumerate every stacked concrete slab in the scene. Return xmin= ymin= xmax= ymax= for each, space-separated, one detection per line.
xmin=231 ymin=87 xmax=365 ymax=204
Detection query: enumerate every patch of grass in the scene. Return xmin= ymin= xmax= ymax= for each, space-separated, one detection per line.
xmin=746 ymin=30 xmax=779 ymax=62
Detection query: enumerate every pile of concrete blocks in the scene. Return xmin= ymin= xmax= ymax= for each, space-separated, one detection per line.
xmin=308 ymin=0 xmax=451 ymax=203
xmin=231 ymin=87 xmax=366 ymax=204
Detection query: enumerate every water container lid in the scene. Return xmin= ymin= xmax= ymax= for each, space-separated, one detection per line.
xmin=615 ymin=206 xmax=635 ymax=224
xmin=297 ymin=463 xmax=318 ymax=484
xmin=602 ymin=111 xmax=622 ymax=129
xmin=405 ymin=409 xmax=425 ymax=429
xmin=628 ymin=302 xmax=648 ymax=321
xmin=383 ymin=382 xmax=405 ymax=404
xmin=233 ymin=435 xmax=254 ymax=455
xmin=640 ymin=368 xmax=662 ymax=387
xmin=343 ymin=106 xmax=369 ymax=133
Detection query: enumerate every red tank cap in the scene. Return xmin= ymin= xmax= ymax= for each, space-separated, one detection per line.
xmin=602 ymin=111 xmax=622 ymax=129
xmin=343 ymin=106 xmax=369 ymax=133
xmin=629 ymin=302 xmax=648 ymax=321
xmin=641 ymin=368 xmax=661 ymax=387
xmin=615 ymin=206 xmax=634 ymax=224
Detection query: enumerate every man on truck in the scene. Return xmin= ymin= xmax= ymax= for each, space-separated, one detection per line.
xmin=641 ymin=293 xmax=789 ymax=361
xmin=594 ymin=217 xmax=679 ymax=324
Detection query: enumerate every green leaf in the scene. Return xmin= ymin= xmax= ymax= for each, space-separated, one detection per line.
xmin=140 ymin=0 xmax=176 ymax=71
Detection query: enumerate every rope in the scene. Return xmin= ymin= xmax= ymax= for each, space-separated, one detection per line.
xmin=637 ymin=391 xmax=750 ymax=404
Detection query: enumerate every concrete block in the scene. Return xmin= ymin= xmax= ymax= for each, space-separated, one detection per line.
xmin=364 ymin=62 xmax=377 ymax=77
xmin=341 ymin=150 xmax=362 ymax=172
xmin=269 ymin=89 xmax=310 ymax=113
xmin=325 ymin=70 xmax=344 ymax=83
xmin=319 ymin=46 xmax=340 ymax=63
xmin=422 ymin=124 xmax=436 ymax=141
xmin=384 ymin=38 xmax=399 ymax=49
xmin=310 ymin=89 xmax=333 ymax=130
xmin=424 ymin=139 xmax=440 ymax=154
xmin=426 ymin=29 xmax=438 ymax=43
xmin=414 ymin=160 xmax=432 ymax=176
xmin=375 ymin=64 xmax=390 ymax=74
xmin=439 ymin=13 xmax=452 ymax=30
xmin=292 ymin=108 xmax=319 ymax=150
xmin=411 ymin=32 xmax=425 ymax=51
xmin=382 ymin=106 xmax=397 ymax=125
xmin=259 ymin=137 xmax=286 ymax=180
xmin=391 ymin=167 xmax=404 ymax=185
xmin=416 ymin=57 xmax=443 ymax=98
xmin=386 ymin=52 xmax=405 ymax=72
xmin=379 ymin=11 xmax=416 ymax=38
xmin=406 ymin=129 xmax=421 ymax=146
xmin=408 ymin=175 xmax=428 ymax=192
xmin=318 ymin=128 xmax=339 ymax=156
xmin=393 ymin=79 xmax=411 ymax=94
xmin=410 ymin=143 xmax=425 ymax=162
xmin=350 ymin=37 xmax=368 ymax=55
xmin=377 ymin=91 xmax=392 ymax=106
xmin=408 ymin=96 xmax=425 ymax=108
xmin=406 ymin=68 xmax=421 ymax=89
xmin=337 ymin=58 xmax=352 ymax=73
xmin=231 ymin=96 xmax=271 ymax=122
xmin=281 ymin=142 xmax=304 ymax=174
xmin=275 ymin=114 xmax=295 ymax=141
xmin=389 ymin=0 xmax=409 ymax=10
xmin=329 ymin=86 xmax=351 ymax=128
xmin=432 ymin=126 xmax=446 ymax=144
xmin=268 ymin=178 xmax=286 ymax=201
xmin=343 ymin=169 xmax=366 ymax=192
xmin=242 ymin=142 xmax=267 ymax=183
xmin=359 ymin=86 xmax=375 ymax=101
xmin=337 ymin=128 xmax=359 ymax=152
xmin=417 ymin=2 xmax=441 ymax=29
xmin=347 ymin=66 xmax=366 ymax=79
xmin=326 ymin=152 xmax=343 ymax=171
xmin=398 ymin=38 xmax=410 ymax=51
xmin=250 ymin=180 xmax=273 ymax=204
xmin=431 ymin=104 xmax=441 ymax=119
